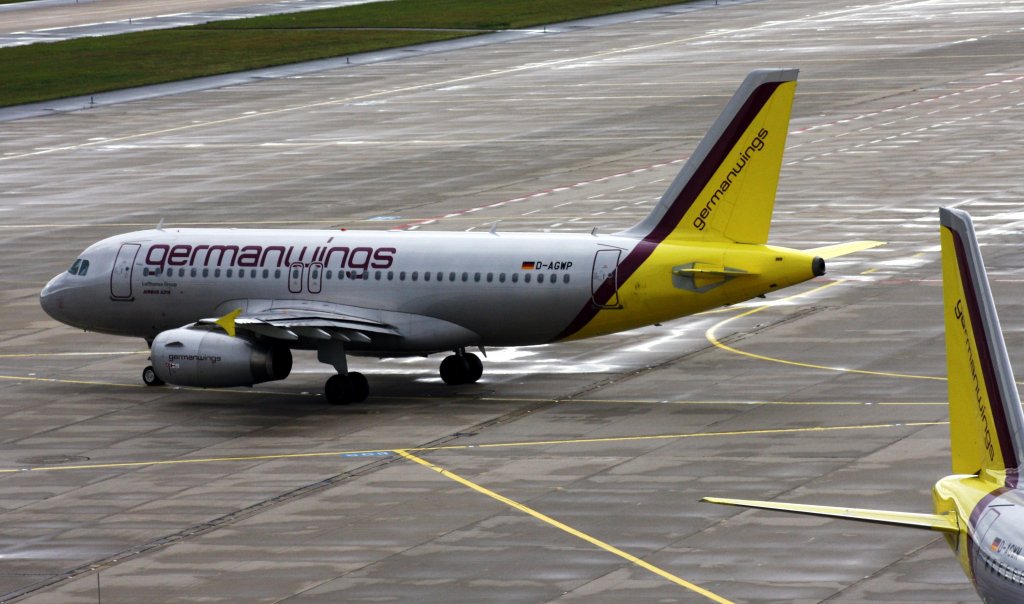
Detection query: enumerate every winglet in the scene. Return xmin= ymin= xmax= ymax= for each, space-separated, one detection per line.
xmin=701 ymin=497 xmax=960 ymax=533
xmin=940 ymin=207 xmax=1024 ymax=482
xmin=215 ymin=308 xmax=243 ymax=337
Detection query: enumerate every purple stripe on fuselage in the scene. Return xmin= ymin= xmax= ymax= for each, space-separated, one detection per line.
xmin=552 ymin=82 xmax=783 ymax=342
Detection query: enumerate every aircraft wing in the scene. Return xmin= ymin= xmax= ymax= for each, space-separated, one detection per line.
xmin=702 ymin=497 xmax=960 ymax=533
xmin=196 ymin=305 xmax=401 ymax=343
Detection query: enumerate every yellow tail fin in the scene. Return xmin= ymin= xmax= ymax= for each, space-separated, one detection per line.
xmin=940 ymin=207 xmax=1024 ymax=481
xmin=621 ymin=69 xmax=798 ymax=244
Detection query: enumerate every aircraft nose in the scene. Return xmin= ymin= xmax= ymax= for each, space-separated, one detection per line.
xmin=39 ymin=274 xmax=67 ymax=322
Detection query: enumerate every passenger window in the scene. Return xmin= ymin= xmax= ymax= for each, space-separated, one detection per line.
xmin=563 ymin=274 xmax=570 ymax=284
xmin=214 ymin=269 xmax=221 ymax=278
xmin=524 ymin=273 xmax=531 ymax=283
xmin=250 ymin=269 xmax=257 ymax=278
xmin=326 ymin=270 xmax=332 ymax=280
xmin=474 ymin=272 xmax=481 ymax=282
xmin=400 ymin=271 xmax=406 ymax=281
xmin=462 ymin=272 xmax=469 ymax=282
xmin=486 ymin=273 xmax=493 ymax=283
xmin=437 ymin=272 xmax=443 ymax=282
xmin=412 ymin=271 xmax=419 ymax=282
xmin=202 ymin=268 xmax=209 ymax=278
xmin=226 ymin=269 xmax=233 ymax=278
xmin=387 ymin=271 xmax=394 ymax=281
xmin=499 ymin=273 xmax=506 ymax=283
xmin=262 ymin=269 xmax=269 ymax=278
xmin=376 ymin=271 xmax=382 ymax=280
xmin=311 ymin=268 xmax=319 ymax=279
xmin=449 ymin=272 xmax=456 ymax=281
xmin=538 ymin=273 xmax=545 ymax=283
xmin=275 ymin=269 xmax=282 ymax=279
xmin=424 ymin=272 xmax=430 ymax=282
xmin=512 ymin=273 xmax=519 ymax=283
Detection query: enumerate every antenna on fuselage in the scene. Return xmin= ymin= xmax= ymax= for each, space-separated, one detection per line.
xmin=156 ymin=217 xmax=165 ymax=231
xmin=489 ymin=221 xmax=500 ymax=235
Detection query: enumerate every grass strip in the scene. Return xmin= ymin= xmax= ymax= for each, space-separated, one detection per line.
xmin=1 ymin=0 xmax=690 ymax=108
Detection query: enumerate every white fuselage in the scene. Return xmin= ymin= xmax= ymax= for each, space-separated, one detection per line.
xmin=41 ymin=228 xmax=639 ymax=352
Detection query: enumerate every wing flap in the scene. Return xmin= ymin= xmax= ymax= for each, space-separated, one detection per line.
xmin=196 ymin=303 xmax=402 ymax=343
xmin=702 ymin=496 xmax=960 ymax=533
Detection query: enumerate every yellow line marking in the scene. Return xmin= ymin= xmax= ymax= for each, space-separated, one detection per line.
xmin=0 ymin=421 xmax=948 ymax=474
xmin=705 ymin=281 xmax=946 ymax=382
xmin=429 ymin=421 xmax=948 ymax=452
xmin=396 ymin=449 xmax=734 ymax=603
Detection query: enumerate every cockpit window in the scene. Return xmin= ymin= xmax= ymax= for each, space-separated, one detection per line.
xmin=67 ymin=259 xmax=89 ymax=276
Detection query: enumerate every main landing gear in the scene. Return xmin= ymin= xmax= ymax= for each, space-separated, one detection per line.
xmin=325 ymin=372 xmax=369 ymax=405
xmin=439 ymin=351 xmax=483 ymax=385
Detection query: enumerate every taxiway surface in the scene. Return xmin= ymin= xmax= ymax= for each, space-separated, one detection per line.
xmin=2 ymin=0 xmax=1023 ymax=601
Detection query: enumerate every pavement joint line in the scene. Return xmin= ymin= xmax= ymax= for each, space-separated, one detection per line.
xmin=0 ymin=373 xmax=309 ymax=396
xmin=705 ymin=279 xmax=947 ymax=382
xmin=395 ymin=448 xmax=734 ymax=604
xmin=0 ymin=0 xmax=914 ymax=164
xmin=0 ymin=421 xmax=949 ymax=474
xmin=0 ymin=351 xmax=148 ymax=358
xmin=0 ymin=372 xmax=949 ymax=405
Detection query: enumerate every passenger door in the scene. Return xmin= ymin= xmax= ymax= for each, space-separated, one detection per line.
xmin=110 ymin=243 xmax=140 ymax=300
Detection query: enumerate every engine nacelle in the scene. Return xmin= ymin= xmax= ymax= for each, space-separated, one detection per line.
xmin=151 ymin=328 xmax=292 ymax=387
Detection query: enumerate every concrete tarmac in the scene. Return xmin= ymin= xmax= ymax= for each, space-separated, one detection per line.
xmin=1 ymin=0 xmax=1023 ymax=601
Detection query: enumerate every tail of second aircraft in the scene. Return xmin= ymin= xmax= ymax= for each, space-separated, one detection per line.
xmin=620 ymin=69 xmax=798 ymax=245
xmin=940 ymin=207 xmax=1024 ymax=484
xmin=702 ymin=207 xmax=1024 ymax=531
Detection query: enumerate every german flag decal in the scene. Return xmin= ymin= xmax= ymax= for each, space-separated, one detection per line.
xmin=521 ymin=261 xmax=536 ymax=270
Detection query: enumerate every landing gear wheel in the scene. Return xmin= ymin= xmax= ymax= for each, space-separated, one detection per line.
xmin=325 ymin=373 xmax=369 ymax=405
xmin=463 ymin=353 xmax=483 ymax=383
xmin=347 ymin=372 xmax=369 ymax=403
xmin=142 ymin=365 xmax=164 ymax=387
xmin=440 ymin=354 xmax=470 ymax=385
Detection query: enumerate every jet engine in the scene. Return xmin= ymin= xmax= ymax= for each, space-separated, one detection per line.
xmin=150 ymin=328 xmax=292 ymax=387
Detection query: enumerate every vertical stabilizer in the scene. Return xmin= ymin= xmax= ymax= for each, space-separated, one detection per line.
xmin=940 ymin=207 xmax=1024 ymax=483
xmin=619 ymin=69 xmax=798 ymax=245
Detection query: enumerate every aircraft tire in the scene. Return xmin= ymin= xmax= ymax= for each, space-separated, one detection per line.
xmin=464 ymin=353 xmax=483 ymax=383
xmin=440 ymin=355 xmax=469 ymax=385
xmin=325 ymin=374 xmax=348 ymax=405
xmin=142 ymin=365 xmax=164 ymax=387
xmin=347 ymin=372 xmax=369 ymax=403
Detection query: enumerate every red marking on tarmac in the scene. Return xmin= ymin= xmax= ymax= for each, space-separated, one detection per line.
xmin=392 ymin=159 xmax=685 ymax=231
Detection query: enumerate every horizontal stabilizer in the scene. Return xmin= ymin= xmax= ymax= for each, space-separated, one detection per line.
xmin=701 ymin=496 xmax=959 ymax=533
xmin=804 ymin=240 xmax=885 ymax=259
xmin=672 ymin=264 xmax=754 ymax=277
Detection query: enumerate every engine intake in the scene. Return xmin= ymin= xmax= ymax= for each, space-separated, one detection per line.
xmin=151 ymin=328 xmax=292 ymax=387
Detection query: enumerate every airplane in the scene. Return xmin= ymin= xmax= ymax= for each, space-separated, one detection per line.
xmin=704 ymin=207 xmax=1024 ymax=604
xmin=39 ymin=68 xmax=877 ymax=404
